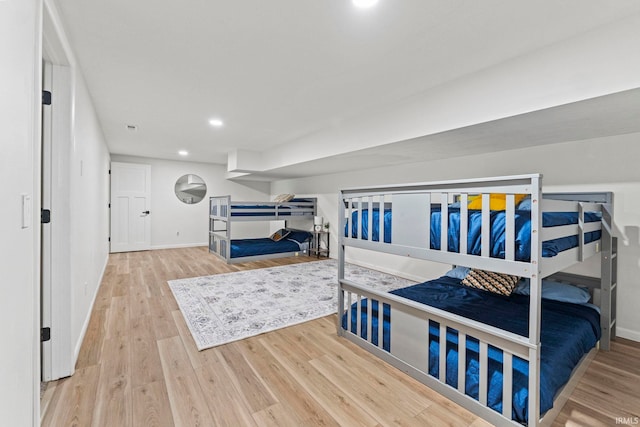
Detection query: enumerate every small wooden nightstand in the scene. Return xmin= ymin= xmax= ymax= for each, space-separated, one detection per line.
xmin=309 ymin=230 xmax=330 ymax=258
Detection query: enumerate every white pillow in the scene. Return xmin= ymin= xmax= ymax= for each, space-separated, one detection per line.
xmin=273 ymin=193 xmax=295 ymax=203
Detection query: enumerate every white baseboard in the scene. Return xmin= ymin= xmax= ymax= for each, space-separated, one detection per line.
xmin=73 ymin=253 xmax=109 ymax=365
xmin=151 ymin=242 xmax=208 ymax=250
xmin=616 ymin=327 xmax=640 ymax=343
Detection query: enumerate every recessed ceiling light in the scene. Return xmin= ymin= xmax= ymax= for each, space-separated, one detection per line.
xmin=209 ymin=118 xmax=224 ymax=127
xmin=178 ymin=150 xmax=189 ymax=156
xmin=352 ymin=0 xmax=378 ymax=8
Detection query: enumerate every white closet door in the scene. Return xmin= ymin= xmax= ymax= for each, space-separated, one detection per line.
xmin=42 ymin=62 xmax=74 ymax=381
xmin=110 ymin=162 xmax=151 ymax=253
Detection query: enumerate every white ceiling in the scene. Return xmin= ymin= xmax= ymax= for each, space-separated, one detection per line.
xmin=55 ymin=0 xmax=640 ymax=179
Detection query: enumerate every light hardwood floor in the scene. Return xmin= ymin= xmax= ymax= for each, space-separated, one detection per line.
xmin=41 ymin=247 xmax=640 ymax=426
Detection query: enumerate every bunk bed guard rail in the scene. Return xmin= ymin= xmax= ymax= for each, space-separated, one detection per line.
xmin=344 ymin=175 xmax=541 ymax=273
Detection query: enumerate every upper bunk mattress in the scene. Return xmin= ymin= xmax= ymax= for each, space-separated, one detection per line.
xmin=345 ymin=208 xmax=601 ymax=260
xmin=229 ymin=198 xmax=315 ymax=217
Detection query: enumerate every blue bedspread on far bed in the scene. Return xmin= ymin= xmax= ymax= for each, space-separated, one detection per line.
xmin=342 ymin=276 xmax=600 ymax=422
xmin=230 ymin=198 xmax=315 ymax=217
xmin=345 ymin=208 xmax=601 ymax=259
xmin=230 ymin=238 xmax=302 ymax=258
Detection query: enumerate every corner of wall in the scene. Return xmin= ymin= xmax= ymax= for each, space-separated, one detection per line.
xmin=73 ymin=252 xmax=109 ymax=364
xmin=616 ymin=327 xmax=640 ymax=343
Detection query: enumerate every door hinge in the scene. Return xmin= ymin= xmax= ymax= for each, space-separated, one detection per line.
xmin=42 ymin=91 xmax=52 ymax=105
xmin=108 ymin=237 xmax=111 ymax=242
xmin=108 ymin=169 xmax=111 ymax=175
xmin=41 ymin=209 xmax=51 ymax=224
xmin=41 ymin=327 xmax=51 ymax=342
xmin=108 ymin=203 xmax=111 ymax=208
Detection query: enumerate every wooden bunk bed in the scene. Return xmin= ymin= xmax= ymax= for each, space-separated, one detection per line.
xmin=337 ymin=174 xmax=616 ymax=426
xmin=209 ymin=195 xmax=317 ymax=264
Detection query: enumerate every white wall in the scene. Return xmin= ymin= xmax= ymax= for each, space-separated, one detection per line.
xmin=0 ymin=0 xmax=41 ymax=425
xmin=69 ymin=73 xmax=111 ymax=360
xmin=0 ymin=0 xmax=110 ymax=421
xmin=272 ymin=134 xmax=640 ymax=341
xmin=40 ymin=0 xmax=112 ymax=376
xmin=110 ymin=155 xmax=273 ymax=249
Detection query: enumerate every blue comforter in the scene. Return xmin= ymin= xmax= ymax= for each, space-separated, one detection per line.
xmin=230 ymin=238 xmax=302 ymax=258
xmin=342 ymin=276 xmax=600 ymax=422
xmin=345 ymin=208 xmax=601 ymax=259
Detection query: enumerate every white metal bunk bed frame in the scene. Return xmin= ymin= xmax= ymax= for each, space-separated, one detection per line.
xmin=337 ymin=174 xmax=616 ymax=427
xmin=209 ymin=195 xmax=317 ymax=264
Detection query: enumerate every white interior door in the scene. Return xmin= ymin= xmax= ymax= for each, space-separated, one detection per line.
xmin=41 ymin=62 xmax=74 ymax=381
xmin=110 ymin=162 xmax=152 ymax=253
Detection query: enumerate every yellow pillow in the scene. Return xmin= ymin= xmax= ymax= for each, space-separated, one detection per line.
xmin=467 ymin=194 xmax=526 ymax=211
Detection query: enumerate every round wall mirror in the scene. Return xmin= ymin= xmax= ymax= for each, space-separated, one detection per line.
xmin=174 ymin=174 xmax=207 ymax=204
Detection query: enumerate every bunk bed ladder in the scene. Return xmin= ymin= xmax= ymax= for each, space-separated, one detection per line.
xmin=600 ymin=202 xmax=616 ymax=351
xmin=337 ymin=193 xmax=346 ymax=336
xmin=528 ymin=175 xmax=543 ymax=427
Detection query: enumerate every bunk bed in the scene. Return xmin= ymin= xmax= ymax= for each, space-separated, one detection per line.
xmin=337 ymin=174 xmax=616 ymax=427
xmin=209 ymin=195 xmax=317 ymax=263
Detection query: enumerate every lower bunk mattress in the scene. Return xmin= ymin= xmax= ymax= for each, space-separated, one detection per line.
xmin=230 ymin=237 xmax=306 ymax=258
xmin=341 ymin=276 xmax=600 ymax=423
xmin=345 ymin=208 xmax=601 ymax=260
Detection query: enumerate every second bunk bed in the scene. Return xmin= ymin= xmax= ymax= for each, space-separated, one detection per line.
xmin=209 ymin=195 xmax=317 ymax=263
xmin=337 ymin=174 xmax=616 ymax=427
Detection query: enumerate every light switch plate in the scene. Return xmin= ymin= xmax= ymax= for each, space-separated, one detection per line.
xmin=22 ymin=194 xmax=32 ymax=229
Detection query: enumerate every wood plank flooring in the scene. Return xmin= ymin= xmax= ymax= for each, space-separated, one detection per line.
xmin=41 ymin=247 xmax=640 ymax=426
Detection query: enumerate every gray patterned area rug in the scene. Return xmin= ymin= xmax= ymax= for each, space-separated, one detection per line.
xmin=168 ymin=259 xmax=415 ymax=351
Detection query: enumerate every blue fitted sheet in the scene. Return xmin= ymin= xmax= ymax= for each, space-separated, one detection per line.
xmin=230 ymin=238 xmax=303 ymax=258
xmin=345 ymin=208 xmax=601 ymax=259
xmin=342 ymin=276 xmax=600 ymax=422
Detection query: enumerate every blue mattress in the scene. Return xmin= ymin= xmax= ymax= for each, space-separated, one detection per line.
xmin=229 ymin=198 xmax=315 ymax=217
xmin=345 ymin=208 xmax=601 ymax=259
xmin=342 ymin=276 xmax=600 ymax=423
xmin=230 ymin=238 xmax=302 ymax=258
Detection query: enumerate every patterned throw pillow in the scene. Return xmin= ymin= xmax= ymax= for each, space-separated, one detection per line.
xmin=461 ymin=269 xmax=520 ymax=296
xmin=269 ymin=228 xmax=291 ymax=242
xmin=273 ymin=193 xmax=295 ymax=203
